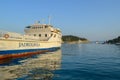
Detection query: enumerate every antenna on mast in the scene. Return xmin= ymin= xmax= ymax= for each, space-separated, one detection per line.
xmin=42 ymin=19 xmax=45 ymax=24
xmin=35 ymin=21 xmax=40 ymax=24
xmin=48 ymin=15 xmax=51 ymax=25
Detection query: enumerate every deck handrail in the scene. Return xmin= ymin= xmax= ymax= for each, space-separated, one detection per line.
xmin=0 ymin=30 xmax=41 ymax=40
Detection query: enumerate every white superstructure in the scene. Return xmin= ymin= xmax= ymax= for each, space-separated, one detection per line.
xmin=24 ymin=21 xmax=61 ymax=42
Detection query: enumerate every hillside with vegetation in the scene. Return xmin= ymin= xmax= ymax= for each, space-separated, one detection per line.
xmin=62 ymin=35 xmax=89 ymax=43
xmin=105 ymin=36 xmax=120 ymax=44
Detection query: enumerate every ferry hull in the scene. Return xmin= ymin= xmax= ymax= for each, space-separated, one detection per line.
xmin=0 ymin=47 xmax=60 ymax=60
xmin=0 ymin=39 xmax=61 ymax=59
xmin=0 ymin=22 xmax=62 ymax=60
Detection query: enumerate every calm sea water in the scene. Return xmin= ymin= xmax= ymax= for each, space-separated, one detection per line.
xmin=0 ymin=43 xmax=120 ymax=80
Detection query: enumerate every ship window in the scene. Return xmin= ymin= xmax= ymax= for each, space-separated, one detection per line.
xmin=54 ymin=34 xmax=56 ymax=37
xmin=51 ymin=34 xmax=53 ymax=36
xmin=45 ymin=34 xmax=47 ymax=37
xmin=26 ymin=26 xmax=31 ymax=28
xmin=33 ymin=27 xmax=35 ymax=29
xmin=34 ymin=34 xmax=36 ymax=36
xmin=45 ymin=26 xmax=48 ymax=28
xmin=39 ymin=34 xmax=41 ymax=37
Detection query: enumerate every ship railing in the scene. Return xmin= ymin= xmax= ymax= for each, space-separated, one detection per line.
xmin=23 ymin=35 xmax=40 ymax=40
xmin=0 ymin=30 xmax=23 ymax=39
xmin=0 ymin=30 xmax=49 ymax=41
xmin=0 ymin=30 xmax=38 ymax=40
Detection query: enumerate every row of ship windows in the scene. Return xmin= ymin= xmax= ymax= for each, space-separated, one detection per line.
xmin=32 ymin=26 xmax=48 ymax=29
xmin=33 ymin=34 xmax=56 ymax=37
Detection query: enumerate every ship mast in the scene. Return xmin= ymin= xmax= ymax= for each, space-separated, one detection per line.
xmin=48 ymin=16 xmax=51 ymax=25
xmin=42 ymin=19 xmax=45 ymax=24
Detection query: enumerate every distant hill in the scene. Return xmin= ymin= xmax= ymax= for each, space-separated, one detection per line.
xmin=105 ymin=36 xmax=120 ymax=44
xmin=62 ymin=35 xmax=88 ymax=43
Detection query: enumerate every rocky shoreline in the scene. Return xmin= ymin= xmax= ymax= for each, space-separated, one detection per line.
xmin=62 ymin=35 xmax=89 ymax=44
xmin=104 ymin=36 xmax=120 ymax=44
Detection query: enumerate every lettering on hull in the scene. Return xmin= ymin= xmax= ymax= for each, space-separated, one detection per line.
xmin=19 ymin=42 xmax=40 ymax=47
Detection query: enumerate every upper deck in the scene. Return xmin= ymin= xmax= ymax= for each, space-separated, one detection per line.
xmin=0 ymin=30 xmax=40 ymax=41
xmin=24 ymin=22 xmax=61 ymax=41
xmin=24 ymin=23 xmax=54 ymax=33
xmin=0 ymin=22 xmax=61 ymax=42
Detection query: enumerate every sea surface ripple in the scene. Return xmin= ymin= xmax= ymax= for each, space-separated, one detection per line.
xmin=0 ymin=43 xmax=120 ymax=80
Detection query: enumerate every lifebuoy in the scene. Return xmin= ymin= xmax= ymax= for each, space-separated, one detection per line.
xmin=4 ymin=34 xmax=9 ymax=39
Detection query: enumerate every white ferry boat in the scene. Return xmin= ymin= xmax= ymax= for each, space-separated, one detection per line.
xmin=0 ymin=21 xmax=62 ymax=59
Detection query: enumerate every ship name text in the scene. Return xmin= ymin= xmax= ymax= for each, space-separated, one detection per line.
xmin=19 ymin=42 xmax=40 ymax=47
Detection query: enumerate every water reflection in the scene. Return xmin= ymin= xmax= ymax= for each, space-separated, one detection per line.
xmin=0 ymin=49 xmax=62 ymax=80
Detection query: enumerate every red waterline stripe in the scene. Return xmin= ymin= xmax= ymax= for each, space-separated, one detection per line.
xmin=0 ymin=50 xmax=49 ymax=60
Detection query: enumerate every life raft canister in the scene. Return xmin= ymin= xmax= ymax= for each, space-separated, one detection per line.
xmin=4 ymin=34 xmax=9 ymax=39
